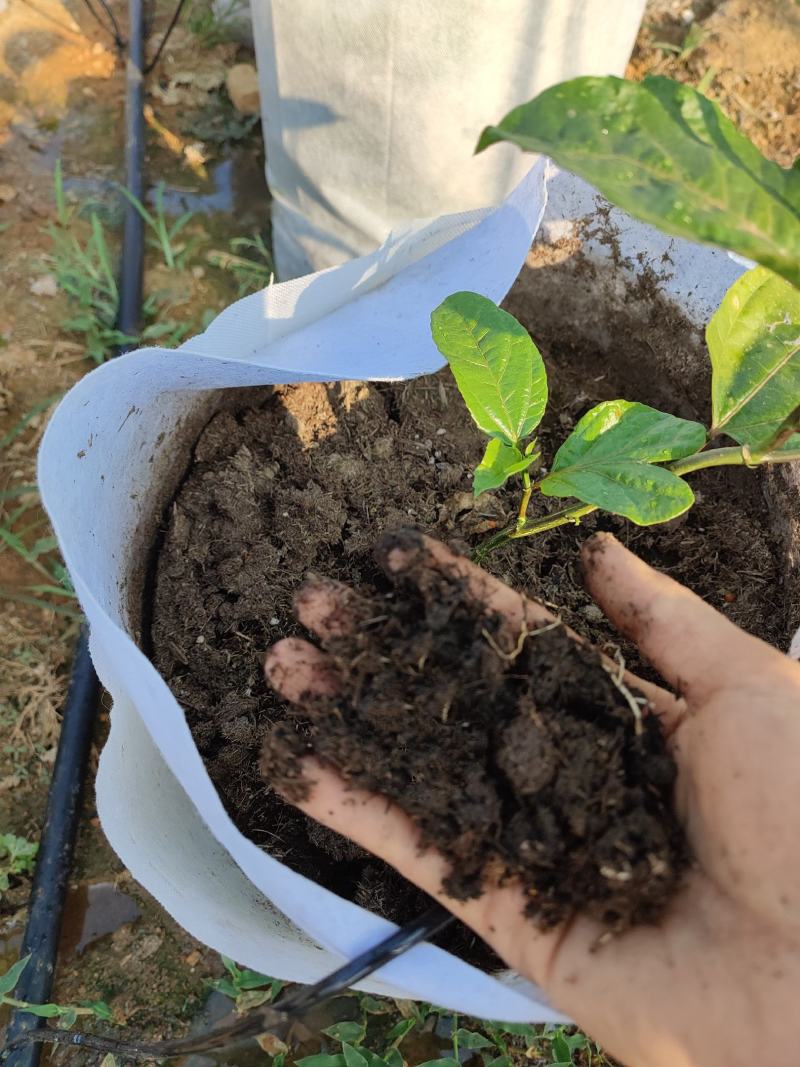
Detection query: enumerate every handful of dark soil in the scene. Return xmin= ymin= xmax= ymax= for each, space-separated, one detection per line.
xmin=262 ymin=531 xmax=688 ymax=932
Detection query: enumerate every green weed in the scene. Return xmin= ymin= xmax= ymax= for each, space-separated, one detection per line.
xmin=0 ymin=955 xmax=111 ymax=1030
xmin=46 ymin=162 xmax=193 ymax=362
xmin=207 ymin=233 xmax=274 ymax=296
xmin=187 ymin=0 xmax=249 ymax=48
xmin=209 ymin=956 xmax=284 ymax=1013
xmin=117 ymin=183 xmax=202 ymax=272
xmin=0 ymin=834 xmax=38 ymax=899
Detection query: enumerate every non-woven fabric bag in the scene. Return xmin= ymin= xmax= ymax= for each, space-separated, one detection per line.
xmin=39 ymin=160 xmax=564 ymax=1022
xmin=250 ymin=0 xmax=647 ymax=277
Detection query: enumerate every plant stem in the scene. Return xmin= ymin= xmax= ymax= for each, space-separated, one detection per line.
xmin=517 ymin=471 xmax=533 ymax=530
xmin=473 ymin=445 xmax=800 ymax=561
xmin=669 ymin=444 xmax=800 ymax=476
xmin=473 ymin=502 xmax=597 ymax=561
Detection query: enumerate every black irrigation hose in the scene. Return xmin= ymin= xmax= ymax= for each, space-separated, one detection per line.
xmin=3 ymin=5 xmax=455 ymax=1062
xmin=3 ymin=905 xmax=455 ymax=1063
xmin=3 ymin=0 xmax=146 ymax=1063
xmin=3 ymin=633 xmax=99 ymax=1067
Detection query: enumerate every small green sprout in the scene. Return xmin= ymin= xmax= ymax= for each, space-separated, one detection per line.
xmin=0 ymin=954 xmax=111 ymax=1030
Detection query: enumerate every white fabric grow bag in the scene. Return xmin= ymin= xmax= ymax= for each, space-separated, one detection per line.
xmin=40 ymin=163 xmax=797 ymax=1021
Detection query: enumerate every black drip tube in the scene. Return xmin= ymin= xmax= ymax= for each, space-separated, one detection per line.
xmin=4 ymin=8 xmax=456 ymax=1062
xmin=4 ymin=0 xmax=146 ymax=1063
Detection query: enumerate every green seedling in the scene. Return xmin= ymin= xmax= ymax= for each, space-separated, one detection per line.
xmin=0 ymin=834 xmax=38 ymax=898
xmin=0 ymin=955 xmax=111 ymax=1029
xmin=209 ymin=955 xmax=284 ymax=1014
xmin=430 ymin=73 xmax=800 ymax=560
xmin=432 ymin=273 xmax=800 ymax=560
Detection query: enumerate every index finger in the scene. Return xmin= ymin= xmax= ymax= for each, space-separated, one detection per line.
xmin=582 ymin=532 xmax=784 ymax=704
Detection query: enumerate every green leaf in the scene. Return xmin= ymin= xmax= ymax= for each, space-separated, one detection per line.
xmin=384 ymin=1018 xmax=417 ymax=1046
xmin=415 ymin=1059 xmax=459 ymax=1067
xmin=483 ymin=1058 xmax=512 ymax=1067
xmin=359 ymin=995 xmax=392 ymax=1015
xmin=342 ymin=1043 xmax=369 ymax=1067
xmin=550 ymin=1032 xmax=572 ymax=1064
xmin=477 ymin=76 xmax=800 ymax=288
xmin=84 ymin=1000 xmax=113 ymax=1021
xmin=100 ymin=1055 xmax=117 ymax=1067
xmin=473 ymin=439 xmax=538 ymax=495
xmin=431 ymin=292 xmax=548 ymax=447
xmin=208 ymin=977 xmax=238 ymax=999
xmin=58 ymin=1006 xmax=78 ymax=1029
xmin=384 ymin=1050 xmax=405 ymax=1067
xmin=236 ymin=969 xmax=281 ymax=992
xmin=707 ymin=267 xmax=800 ymax=450
xmin=486 ymin=1022 xmax=537 ymax=1042
xmin=540 ymin=400 xmax=705 ymax=524
xmin=0 ymin=955 xmax=30 ymax=996
xmin=453 ymin=1029 xmax=494 ymax=1050
xmin=235 ymin=989 xmax=272 ymax=1012
xmin=324 ymin=1022 xmax=366 ymax=1045
xmin=18 ymin=1002 xmax=62 ymax=1018
xmin=296 ymin=1056 xmax=347 ymax=1067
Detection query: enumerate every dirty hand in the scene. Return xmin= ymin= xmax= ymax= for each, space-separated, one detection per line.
xmin=264 ymin=531 xmax=800 ymax=1067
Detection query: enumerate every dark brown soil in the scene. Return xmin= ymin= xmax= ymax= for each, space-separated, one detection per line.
xmin=261 ymin=528 xmax=686 ymax=930
xmin=149 ymin=286 xmax=793 ymax=963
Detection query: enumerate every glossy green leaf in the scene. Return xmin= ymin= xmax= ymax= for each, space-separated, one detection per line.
xmin=707 ymin=267 xmax=800 ymax=450
xmin=324 ymin=1022 xmax=366 ymax=1045
xmin=0 ymin=954 xmax=30 ymax=996
xmin=540 ymin=400 xmax=705 ymax=524
xmin=431 ymin=292 xmax=547 ymax=447
xmin=477 ymin=76 xmax=800 ymax=288
xmin=473 ymin=439 xmax=538 ymax=495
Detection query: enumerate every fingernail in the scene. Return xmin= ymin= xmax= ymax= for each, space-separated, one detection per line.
xmin=374 ymin=526 xmax=425 ymax=574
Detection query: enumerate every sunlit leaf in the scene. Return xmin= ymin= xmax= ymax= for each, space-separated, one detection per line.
xmin=473 ymin=439 xmax=538 ymax=495
xmin=707 ymin=266 xmax=800 ymax=450
xmin=540 ymin=400 xmax=705 ymax=524
xmin=477 ymin=76 xmax=800 ymax=287
xmin=431 ymin=292 xmax=547 ymax=447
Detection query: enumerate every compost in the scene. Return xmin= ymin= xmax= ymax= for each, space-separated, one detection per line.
xmin=262 ymin=527 xmax=687 ymax=929
xmin=150 ymin=297 xmax=790 ymax=960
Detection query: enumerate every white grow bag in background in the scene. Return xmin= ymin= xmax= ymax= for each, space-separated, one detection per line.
xmin=39 ymin=163 xmax=796 ymax=1021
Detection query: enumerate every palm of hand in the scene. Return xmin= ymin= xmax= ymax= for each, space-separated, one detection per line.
xmin=265 ymin=532 xmax=800 ymax=1067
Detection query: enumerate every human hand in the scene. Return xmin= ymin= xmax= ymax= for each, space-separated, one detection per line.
xmin=264 ymin=531 xmax=800 ymax=1067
